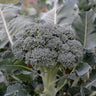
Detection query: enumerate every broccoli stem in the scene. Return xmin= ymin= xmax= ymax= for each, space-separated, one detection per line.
xmin=40 ymin=66 xmax=58 ymax=96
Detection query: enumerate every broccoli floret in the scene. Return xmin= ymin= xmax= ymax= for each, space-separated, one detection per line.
xmin=12 ymin=22 xmax=83 ymax=96
xmin=12 ymin=23 xmax=83 ymax=69
xmin=25 ymin=48 xmax=58 ymax=67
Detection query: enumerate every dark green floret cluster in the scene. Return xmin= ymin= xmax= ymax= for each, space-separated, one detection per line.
xmin=12 ymin=23 xmax=83 ymax=69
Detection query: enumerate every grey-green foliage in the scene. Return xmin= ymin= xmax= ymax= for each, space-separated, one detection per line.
xmin=2 ymin=49 xmax=13 ymax=59
xmin=0 ymin=4 xmax=22 ymax=22
xmin=41 ymin=0 xmax=78 ymax=27
xmin=46 ymin=0 xmax=54 ymax=6
xmin=12 ymin=22 xmax=83 ymax=69
xmin=0 ymin=4 xmax=22 ymax=48
xmin=78 ymin=0 xmax=96 ymax=12
xmin=72 ymin=10 xmax=96 ymax=49
xmin=4 ymin=83 xmax=30 ymax=96
xmin=0 ymin=3 xmax=36 ymax=49
xmin=0 ymin=71 xmax=6 ymax=83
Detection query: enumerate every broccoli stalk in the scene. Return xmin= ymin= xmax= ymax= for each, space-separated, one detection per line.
xmin=40 ymin=65 xmax=57 ymax=96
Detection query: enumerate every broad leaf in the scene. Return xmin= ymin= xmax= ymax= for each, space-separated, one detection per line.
xmin=0 ymin=4 xmax=22 ymax=22
xmin=4 ymin=83 xmax=29 ymax=96
xmin=0 ymin=16 xmax=32 ymax=48
xmin=83 ymin=49 xmax=96 ymax=66
xmin=41 ymin=0 xmax=78 ymax=26
xmin=46 ymin=0 xmax=54 ymax=6
xmin=78 ymin=0 xmax=96 ymax=12
xmin=0 ymin=82 xmax=6 ymax=96
xmin=68 ymin=87 xmax=91 ymax=96
xmin=14 ymin=0 xmax=23 ymax=6
xmin=76 ymin=62 xmax=91 ymax=76
xmin=0 ymin=59 xmax=35 ymax=74
xmin=0 ymin=4 xmax=22 ymax=48
xmin=89 ymin=69 xmax=96 ymax=81
xmin=0 ymin=82 xmax=6 ymax=91
xmin=15 ymin=74 xmax=31 ymax=82
xmin=85 ymin=69 xmax=96 ymax=91
xmin=0 ymin=4 xmax=34 ymax=49
xmin=72 ymin=10 xmax=96 ymax=49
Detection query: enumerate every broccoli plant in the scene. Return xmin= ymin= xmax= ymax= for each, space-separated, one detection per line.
xmin=12 ymin=22 xmax=83 ymax=96
xmin=1 ymin=0 xmax=96 ymax=96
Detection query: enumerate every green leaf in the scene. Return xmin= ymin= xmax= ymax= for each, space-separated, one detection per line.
xmin=0 ymin=82 xmax=7 ymax=91
xmin=15 ymin=74 xmax=31 ymax=82
xmin=38 ymin=0 xmax=46 ymax=7
xmin=83 ymin=50 xmax=96 ymax=66
xmin=90 ymin=69 xmax=96 ymax=81
xmin=15 ymin=0 xmax=23 ymax=6
xmin=76 ymin=62 xmax=91 ymax=76
xmin=0 ymin=4 xmax=22 ymax=22
xmin=72 ymin=10 xmax=96 ymax=49
xmin=0 ymin=4 xmax=33 ymax=48
xmin=68 ymin=87 xmax=80 ymax=96
xmin=41 ymin=0 xmax=77 ymax=26
xmin=85 ymin=69 xmax=96 ymax=90
xmin=0 ymin=4 xmax=22 ymax=48
xmin=0 ymin=59 xmax=36 ymax=74
xmin=85 ymin=80 xmax=96 ymax=91
xmin=78 ymin=0 xmax=96 ymax=12
xmin=46 ymin=0 xmax=54 ymax=6
xmin=56 ymin=75 xmax=68 ymax=92
xmin=4 ymin=83 xmax=29 ymax=96
xmin=68 ymin=87 xmax=91 ymax=96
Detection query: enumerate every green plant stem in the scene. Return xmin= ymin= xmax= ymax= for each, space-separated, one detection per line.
xmin=84 ymin=12 xmax=87 ymax=48
xmin=72 ymin=76 xmax=80 ymax=87
xmin=85 ymin=79 xmax=96 ymax=88
xmin=40 ymin=66 xmax=57 ymax=96
xmin=6 ymin=65 xmax=37 ymax=73
xmin=10 ymin=75 xmax=22 ymax=83
xmin=56 ymin=79 xmax=67 ymax=92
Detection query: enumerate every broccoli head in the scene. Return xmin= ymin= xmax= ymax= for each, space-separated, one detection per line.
xmin=12 ymin=23 xmax=83 ymax=69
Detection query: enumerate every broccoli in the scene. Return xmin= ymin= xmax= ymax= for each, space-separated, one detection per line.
xmin=12 ymin=22 xmax=83 ymax=96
